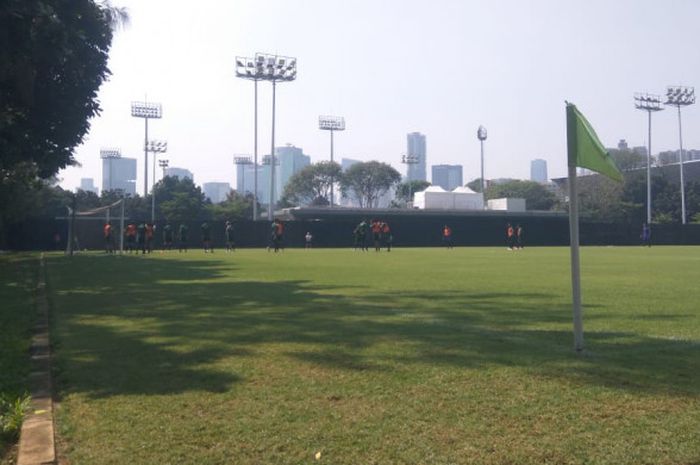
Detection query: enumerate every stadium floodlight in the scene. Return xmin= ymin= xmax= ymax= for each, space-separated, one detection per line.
xmin=256 ymin=52 xmax=297 ymax=220
xmin=261 ymin=154 xmax=280 ymax=166
xmin=234 ymin=156 xmax=253 ymax=195
xmin=665 ymin=85 xmax=695 ymax=224
xmin=146 ymin=140 xmax=168 ymax=153
xmin=319 ymin=115 xmax=346 ymax=207
xmin=100 ymin=148 xmax=122 ymax=191
xmin=477 ymin=125 xmax=487 ymax=206
xmin=401 ymin=154 xmax=420 ymax=207
xmin=130 ymin=100 xmax=163 ymax=196
xmin=634 ymin=93 xmax=664 ymax=225
xmin=158 ymin=159 xmax=169 ymax=179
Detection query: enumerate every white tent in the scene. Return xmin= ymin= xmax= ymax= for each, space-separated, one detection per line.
xmin=413 ymin=186 xmax=484 ymax=210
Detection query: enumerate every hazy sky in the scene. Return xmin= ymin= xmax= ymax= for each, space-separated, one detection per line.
xmin=61 ymin=0 xmax=700 ymax=194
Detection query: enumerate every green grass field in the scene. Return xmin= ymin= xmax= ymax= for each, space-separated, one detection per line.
xmin=42 ymin=247 xmax=699 ymax=465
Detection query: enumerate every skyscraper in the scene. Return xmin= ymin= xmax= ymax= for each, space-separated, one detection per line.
xmin=530 ymin=159 xmax=548 ymax=183
xmin=431 ymin=165 xmax=463 ymax=191
xmin=203 ymin=182 xmax=231 ymax=204
xmin=164 ymin=167 xmax=194 ymax=181
xmin=406 ymin=132 xmax=427 ymax=182
xmin=79 ymin=178 xmax=98 ymax=194
xmin=275 ymin=145 xmax=310 ymax=203
xmin=102 ymin=157 xmax=137 ymax=195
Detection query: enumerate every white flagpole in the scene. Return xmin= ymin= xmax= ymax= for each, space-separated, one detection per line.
xmin=568 ymin=164 xmax=584 ymax=352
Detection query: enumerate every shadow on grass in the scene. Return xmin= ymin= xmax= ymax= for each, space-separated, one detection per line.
xmin=45 ymin=254 xmax=699 ymax=400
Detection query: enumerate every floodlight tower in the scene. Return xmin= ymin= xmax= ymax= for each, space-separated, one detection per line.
xmin=130 ymin=101 xmax=163 ymax=196
xmin=235 ymin=56 xmax=267 ymax=221
xmin=477 ymin=125 xmax=487 ymax=207
xmin=634 ymin=93 xmax=664 ymax=225
xmin=255 ymin=53 xmax=297 ymax=220
xmin=665 ymin=85 xmax=695 ymax=224
xmin=401 ymin=154 xmax=420 ymax=207
xmin=100 ymin=148 xmax=122 ymax=191
xmin=158 ymin=159 xmax=169 ymax=179
xmin=234 ymin=156 xmax=253 ymax=195
xmin=318 ymin=116 xmax=346 ymax=207
xmin=145 ymin=139 xmax=167 ymax=223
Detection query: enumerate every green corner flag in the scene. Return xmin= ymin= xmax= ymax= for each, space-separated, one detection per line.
xmin=566 ymin=103 xmax=623 ymax=182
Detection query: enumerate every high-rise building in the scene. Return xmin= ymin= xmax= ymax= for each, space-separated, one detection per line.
xmin=530 ymin=159 xmax=548 ymax=183
xmin=275 ymin=145 xmax=310 ymax=202
xmin=165 ymin=167 xmax=194 ymax=181
xmin=406 ymin=132 xmax=427 ymax=182
xmin=203 ymin=182 xmax=231 ymax=204
xmin=79 ymin=178 xmax=98 ymax=194
xmin=431 ymin=165 xmax=463 ymax=191
xmin=102 ymin=157 xmax=137 ymax=195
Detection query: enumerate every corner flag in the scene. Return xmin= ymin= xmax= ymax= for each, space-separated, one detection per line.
xmin=566 ymin=102 xmax=622 ymax=352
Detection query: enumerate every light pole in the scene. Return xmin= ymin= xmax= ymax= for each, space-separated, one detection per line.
xmin=146 ymin=139 xmax=167 ymax=223
xmin=634 ymin=93 xmax=664 ymax=225
xmin=234 ymin=156 xmax=253 ymax=196
xmin=130 ymin=101 xmax=162 ymax=196
xmin=252 ymin=53 xmax=297 ymax=220
xmin=401 ymin=154 xmax=420 ymax=207
xmin=319 ymin=115 xmax=346 ymax=207
xmin=665 ymin=86 xmax=695 ymax=224
xmin=477 ymin=125 xmax=487 ymax=207
xmin=235 ymin=56 xmax=265 ymax=221
xmin=100 ymin=148 xmax=121 ymax=192
xmin=158 ymin=159 xmax=169 ymax=179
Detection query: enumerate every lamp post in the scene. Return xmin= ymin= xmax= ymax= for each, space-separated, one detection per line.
xmin=235 ymin=56 xmax=265 ymax=221
xmin=401 ymin=154 xmax=420 ymax=207
xmin=100 ymin=148 xmax=121 ymax=192
xmin=130 ymin=100 xmax=162 ymax=196
xmin=665 ymin=86 xmax=695 ymax=224
xmin=252 ymin=53 xmax=297 ymax=220
xmin=158 ymin=159 xmax=169 ymax=179
xmin=234 ymin=156 xmax=253 ymax=195
xmin=319 ymin=116 xmax=345 ymax=207
xmin=145 ymin=139 xmax=167 ymax=223
xmin=477 ymin=125 xmax=487 ymax=207
xmin=634 ymin=93 xmax=664 ymax=225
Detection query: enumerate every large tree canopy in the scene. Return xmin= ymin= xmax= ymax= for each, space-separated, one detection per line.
xmin=281 ymin=161 xmax=342 ymax=207
xmin=1 ymin=0 xmax=125 ymax=178
xmin=486 ymin=180 xmax=556 ymax=211
xmin=339 ymin=161 xmax=401 ymax=208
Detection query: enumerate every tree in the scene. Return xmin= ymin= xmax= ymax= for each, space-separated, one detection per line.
xmin=485 ymin=180 xmax=556 ymax=211
xmin=466 ymin=178 xmax=483 ymax=193
xmin=280 ymin=161 xmax=342 ymax=207
xmin=207 ymin=191 xmax=257 ymax=221
xmin=395 ymin=180 xmax=430 ymax=204
xmin=339 ymin=161 xmax=401 ymax=208
xmin=608 ymin=149 xmax=646 ymax=171
xmin=153 ymin=176 xmax=208 ymax=221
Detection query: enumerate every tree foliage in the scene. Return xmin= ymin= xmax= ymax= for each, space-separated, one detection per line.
xmin=339 ymin=161 xmax=401 ymax=208
xmin=395 ymin=180 xmax=431 ymax=204
xmin=153 ymin=176 xmax=208 ymax=222
xmin=486 ymin=180 xmax=556 ymax=211
xmin=281 ymin=161 xmax=342 ymax=207
xmin=207 ymin=190 xmax=257 ymax=221
xmin=466 ymin=178 xmax=483 ymax=193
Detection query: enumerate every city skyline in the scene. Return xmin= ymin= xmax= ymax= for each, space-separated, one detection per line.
xmin=58 ymin=0 xmax=700 ymax=195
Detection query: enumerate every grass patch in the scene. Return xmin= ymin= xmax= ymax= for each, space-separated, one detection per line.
xmin=46 ymin=247 xmax=700 ymax=465
xmin=0 ymin=254 xmax=36 ymax=463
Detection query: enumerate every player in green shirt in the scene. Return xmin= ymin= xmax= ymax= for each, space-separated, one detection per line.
xmin=178 ymin=223 xmax=188 ymax=252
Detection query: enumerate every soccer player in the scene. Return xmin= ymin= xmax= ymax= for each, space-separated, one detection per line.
xmin=125 ymin=222 xmax=137 ymax=253
xmin=178 ymin=223 xmax=188 ymax=252
xmin=272 ymin=219 xmax=284 ymax=253
xmin=506 ymin=223 xmax=515 ymax=250
xmin=442 ymin=225 xmax=453 ymax=249
xmin=162 ymin=222 xmax=174 ymax=251
xmin=225 ymin=221 xmax=235 ymax=252
xmin=641 ymin=223 xmax=651 ymax=247
xmin=516 ymin=224 xmax=524 ymax=250
xmin=353 ymin=220 xmax=366 ymax=251
xmin=136 ymin=222 xmax=146 ymax=254
xmin=382 ymin=222 xmax=392 ymax=252
xmin=371 ymin=219 xmax=383 ymax=252
xmin=201 ymin=221 xmax=212 ymax=253
xmin=145 ymin=223 xmax=154 ymax=253
xmin=305 ymin=231 xmax=313 ymax=249
xmin=103 ymin=221 xmax=114 ymax=254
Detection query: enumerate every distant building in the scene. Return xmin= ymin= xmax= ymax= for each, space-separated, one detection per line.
xmin=238 ymin=145 xmax=311 ymax=206
xmin=341 ymin=158 xmax=362 ymax=171
xmin=79 ymin=178 xmax=98 ymax=194
xmin=165 ymin=167 xmax=194 ymax=181
xmin=275 ymin=145 xmax=311 ymax=203
xmin=530 ymin=159 xmax=548 ymax=183
xmin=236 ymin=159 xmax=261 ymax=198
xmin=102 ymin=157 xmax=136 ymax=195
xmin=658 ymin=149 xmax=700 ymax=165
xmin=406 ymin=132 xmax=427 ymax=182
xmin=203 ymin=182 xmax=231 ymax=204
xmin=617 ymin=139 xmax=629 ymax=151
xmin=432 ymin=164 xmax=463 ymax=191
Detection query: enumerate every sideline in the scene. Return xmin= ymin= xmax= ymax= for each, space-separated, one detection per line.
xmin=17 ymin=253 xmax=56 ymax=465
